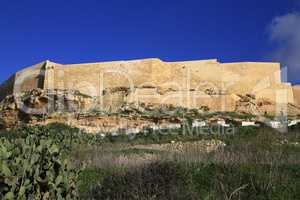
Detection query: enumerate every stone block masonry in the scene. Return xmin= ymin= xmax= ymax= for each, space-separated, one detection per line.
xmin=1 ymin=58 xmax=299 ymax=115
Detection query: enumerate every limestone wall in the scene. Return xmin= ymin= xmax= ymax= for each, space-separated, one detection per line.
xmin=13 ymin=61 xmax=46 ymax=94
xmin=293 ymin=85 xmax=300 ymax=106
xmin=43 ymin=59 xmax=282 ymax=96
xmin=2 ymin=58 xmax=297 ymax=114
xmin=255 ymin=83 xmax=294 ymax=104
xmin=0 ymin=61 xmax=46 ymax=101
xmin=220 ymin=62 xmax=281 ymax=94
xmin=131 ymin=89 xmax=236 ymax=112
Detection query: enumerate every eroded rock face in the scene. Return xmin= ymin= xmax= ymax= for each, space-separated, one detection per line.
xmin=0 ymin=95 xmax=22 ymax=128
xmin=1 ymin=87 xmax=300 ymax=129
xmin=0 ymin=89 xmax=93 ymax=128
xmin=1 ymin=87 xmax=300 ymax=130
xmin=234 ymin=94 xmax=257 ymax=114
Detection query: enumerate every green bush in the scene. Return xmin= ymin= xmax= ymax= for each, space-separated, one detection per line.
xmin=89 ymin=162 xmax=195 ymax=200
xmin=0 ymin=134 xmax=78 ymax=199
xmin=188 ymin=163 xmax=300 ymax=200
xmin=84 ymin=162 xmax=300 ymax=200
xmin=1 ymin=123 xmax=299 ymax=199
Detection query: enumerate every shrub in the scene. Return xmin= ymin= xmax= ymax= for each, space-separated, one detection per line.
xmin=89 ymin=162 xmax=196 ymax=200
xmin=81 ymin=161 xmax=300 ymax=200
xmin=0 ymin=134 xmax=78 ymax=199
xmin=188 ymin=163 xmax=300 ymax=200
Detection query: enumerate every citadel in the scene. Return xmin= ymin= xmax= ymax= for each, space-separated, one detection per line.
xmin=1 ymin=58 xmax=300 ymax=115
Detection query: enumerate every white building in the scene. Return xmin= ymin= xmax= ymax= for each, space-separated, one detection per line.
xmin=288 ymin=120 xmax=300 ymax=127
xmin=241 ymin=121 xmax=256 ymax=127
xmin=166 ymin=123 xmax=181 ymax=129
xmin=192 ymin=120 xmax=206 ymax=128
xmin=149 ymin=125 xmax=160 ymax=130
xmin=269 ymin=121 xmax=282 ymax=129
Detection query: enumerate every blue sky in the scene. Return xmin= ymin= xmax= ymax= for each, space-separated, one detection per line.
xmin=0 ymin=0 xmax=300 ymax=83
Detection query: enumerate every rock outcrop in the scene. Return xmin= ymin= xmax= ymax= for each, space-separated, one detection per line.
xmin=0 ymin=89 xmax=92 ymax=128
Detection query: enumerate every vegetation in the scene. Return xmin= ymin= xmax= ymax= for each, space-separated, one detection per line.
xmin=0 ymin=123 xmax=299 ymax=199
xmin=0 ymin=128 xmax=78 ymax=199
xmin=81 ymin=162 xmax=300 ymax=200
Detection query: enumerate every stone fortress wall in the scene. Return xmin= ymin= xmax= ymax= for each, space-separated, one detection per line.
xmin=1 ymin=58 xmax=299 ymax=114
xmin=293 ymin=85 xmax=300 ymax=106
xmin=0 ymin=61 xmax=46 ymax=100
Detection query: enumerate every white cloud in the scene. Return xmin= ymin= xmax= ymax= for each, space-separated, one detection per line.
xmin=269 ymin=12 xmax=300 ymax=82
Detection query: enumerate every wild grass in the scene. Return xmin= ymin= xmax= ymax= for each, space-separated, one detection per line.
xmin=1 ymin=123 xmax=300 ymax=199
xmin=73 ymin=125 xmax=300 ymax=200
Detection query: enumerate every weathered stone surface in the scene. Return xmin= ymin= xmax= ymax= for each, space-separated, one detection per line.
xmin=0 ymin=89 xmax=93 ymax=128
xmin=293 ymin=85 xmax=300 ymax=106
xmin=0 ymin=58 xmax=298 ymax=115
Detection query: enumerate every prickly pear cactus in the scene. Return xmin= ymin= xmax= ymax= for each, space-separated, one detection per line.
xmin=0 ymin=134 xmax=78 ymax=199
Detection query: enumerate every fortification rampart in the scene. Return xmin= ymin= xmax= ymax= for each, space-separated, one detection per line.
xmin=293 ymin=85 xmax=300 ymax=106
xmin=43 ymin=58 xmax=282 ymax=95
xmin=0 ymin=58 xmax=297 ymax=115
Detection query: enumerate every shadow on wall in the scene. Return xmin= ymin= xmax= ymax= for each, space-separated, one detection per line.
xmin=0 ymin=61 xmax=47 ymax=102
xmin=0 ymin=75 xmax=15 ymax=101
xmin=37 ymin=63 xmax=46 ymax=89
